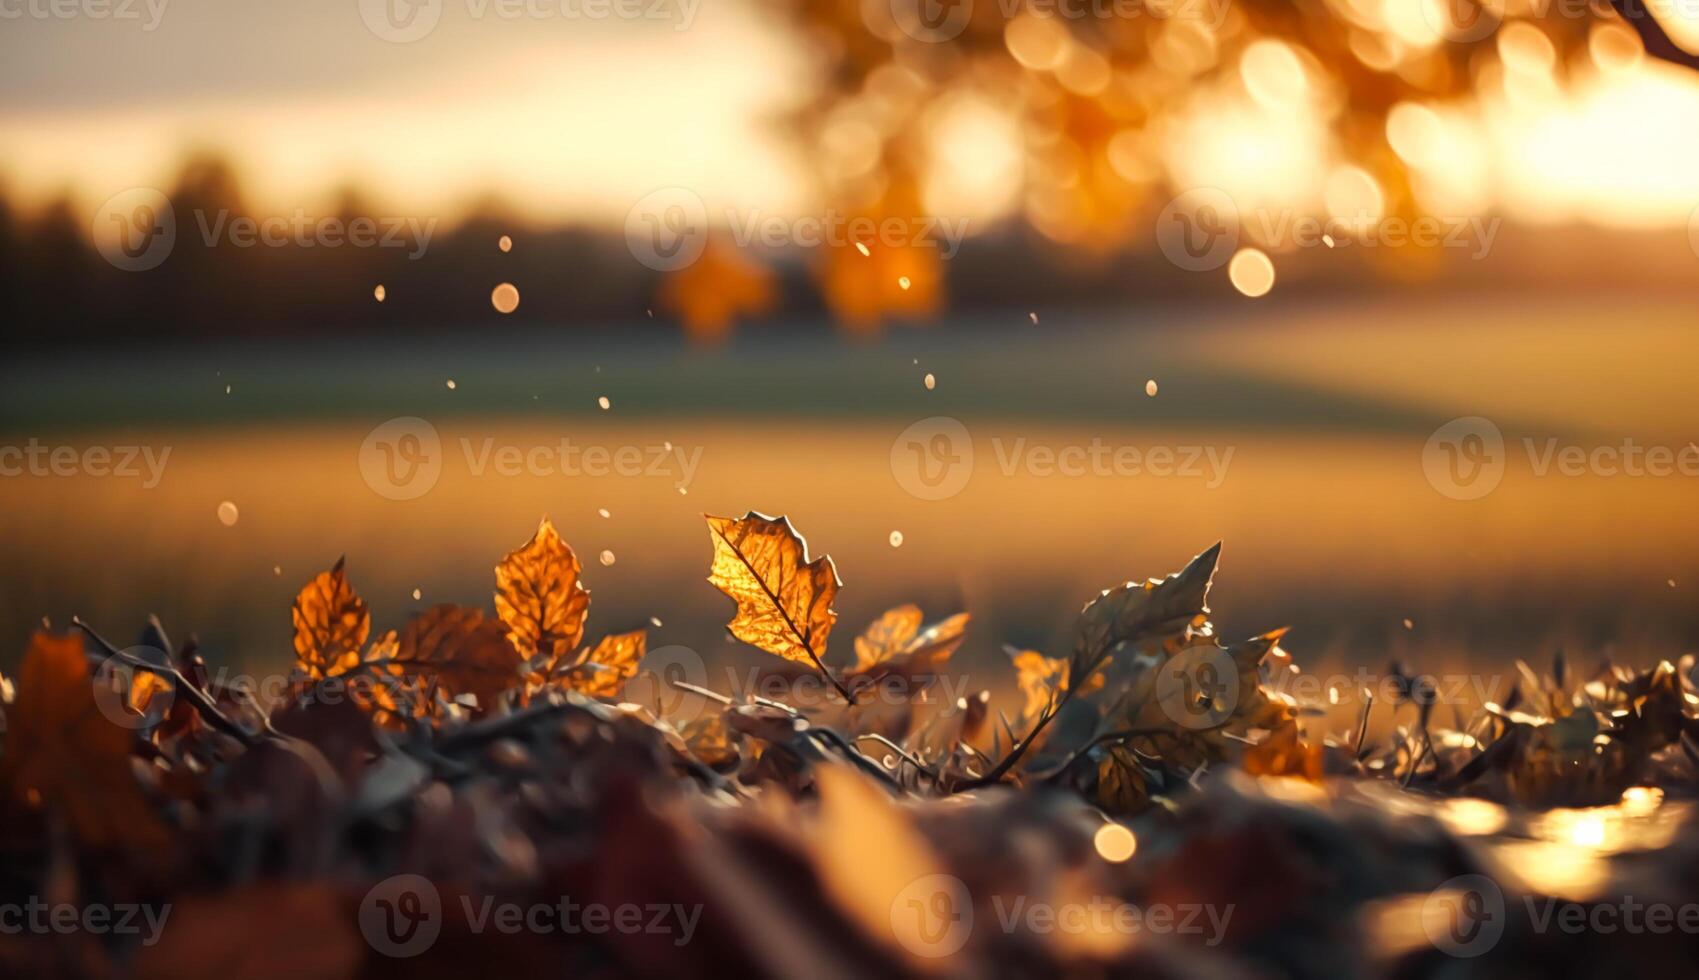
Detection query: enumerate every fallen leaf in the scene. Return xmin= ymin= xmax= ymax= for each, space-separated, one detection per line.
xmin=555 ymin=629 xmax=648 ymax=698
xmin=705 ymin=512 xmax=840 ymax=669
xmin=495 ymin=517 xmax=590 ymax=666
xmin=291 ymin=558 xmax=370 ymax=680
xmin=0 ymin=631 xmax=169 ymax=850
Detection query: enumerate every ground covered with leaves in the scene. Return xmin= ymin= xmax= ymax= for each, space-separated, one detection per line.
xmin=2 ymin=514 xmax=1697 ymax=978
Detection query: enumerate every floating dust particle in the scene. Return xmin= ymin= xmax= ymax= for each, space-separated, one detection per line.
xmin=1322 ymin=234 xmax=1336 ymax=248
xmin=1228 ymin=248 xmax=1276 ymax=298
xmin=491 ymin=282 xmax=520 ymax=314
xmin=924 ymin=373 xmax=936 ymax=390
xmin=599 ymin=550 xmax=616 ymax=566
xmin=889 ymin=530 xmax=904 ymax=548
xmin=217 ymin=501 xmax=239 ymax=527
xmin=446 ymin=379 xmax=457 ymax=390
xmin=597 ymin=396 xmax=611 ymax=410
xmin=498 ymin=235 xmax=512 ymax=253
xmin=1029 ymin=312 xmax=1038 ymax=324
xmin=855 ymin=242 xmax=870 ymax=257
xmin=273 ymin=565 xmax=282 ymax=576
xmin=598 ymin=508 xmax=611 ymax=519
xmin=374 ymin=284 xmax=386 ymax=302
xmin=663 ymin=441 xmax=673 ymax=451
xmin=225 ymin=384 xmax=232 ymax=394
xmin=677 ymin=486 xmax=688 ymax=495
xmin=1145 ymin=379 xmax=1158 ymax=397
xmin=898 ymin=276 xmax=911 ymax=290
xmin=412 ymin=588 xmax=422 ymax=601
xmin=650 ymin=616 xmax=663 ymax=627
xmin=1403 ymin=618 xmax=1414 ymax=630
xmin=1094 ymin=824 xmax=1136 ymax=863
xmin=1668 ymin=578 xmax=1677 ymax=588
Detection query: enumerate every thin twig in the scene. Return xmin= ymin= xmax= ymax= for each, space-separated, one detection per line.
xmin=73 ymin=617 xmax=257 ymax=745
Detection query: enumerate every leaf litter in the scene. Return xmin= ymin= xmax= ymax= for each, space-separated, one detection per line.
xmin=0 ymin=515 xmax=1696 ymax=977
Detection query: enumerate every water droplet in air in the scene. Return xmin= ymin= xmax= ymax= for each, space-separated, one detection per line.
xmin=597 ymin=396 xmax=611 ymax=410
xmin=889 ymin=530 xmax=904 ymax=548
xmin=217 ymin=501 xmax=239 ymax=527
xmin=498 ymin=235 xmax=512 ymax=253
xmin=374 ymin=284 xmax=386 ymax=302
xmin=598 ymin=508 xmax=610 ymax=519
xmin=855 ymin=242 xmax=870 ymax=257
xmin=924 ymin=373 xmax=936 ymax=390
xmin=898 ymin=276 xmax=911 ymax=290
xmin=446 ymin=379 xmax=457 ymax=390
xmin=599 ymin=550 xmax=616 ymax=566
xmin=1145 ymin=380 xmax=1158 ymax=397
xmin=412 ymin=588 xmax=422 ymax=600
xmin=491 ymin=282 xmax=520 ymax=314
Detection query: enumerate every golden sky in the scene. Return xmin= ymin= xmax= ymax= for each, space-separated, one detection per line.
xmin=4 ymin=0 xmax=1699 ymax=233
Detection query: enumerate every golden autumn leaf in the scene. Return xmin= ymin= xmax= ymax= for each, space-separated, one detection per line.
xmin=377 ymin=604 xmax=524 ymax=717
xmin=705 ymin=512 xmax=840 ymax=671
xmin=1075 ymin=542 xmax=1220 ymax=667
xmin=495 ymin=517 xmax=590 ymax=666
xmin=853 ymin=604 xmax=923 ymax=672
xmin=0 ymin=631 xmax=168 ymax=850
xmin=290 ymin=557 xmax=370 ymax=679
xmin=847 ymin=607 xmax=969 ymax=691
xmin=1010 ymin=648 xmax=1070 ymax=725
xmin=553 ymin=629 xmax=647 ymax=699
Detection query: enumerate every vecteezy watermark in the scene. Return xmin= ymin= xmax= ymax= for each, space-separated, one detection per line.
xmin=0 ymin=0 xmax=167 ymax=30
xmin=358 ymin=875 xmax=702 ymax=957
xmin=886 ymin=874 xmax=1233 ymax=959
xmin=885 ymin=0 xmax=1229 ymax=44
xmin=358 ymin=0 xmax=700 ymax=43
xmin=1421 ymin=875 xmax=1699 ymax=958
xmin=889 ymin=417 xmax=1233 ymax=501
xmin=1422 ymin=416 xmax=1699 ymax=500
xmin=91 ymin=189 xmax=435 ymax=272
xmin=0 ymin=898 xmax=171 ymax=947
xmin=0 ymin=440 xmax=170 ymax=488
xmin=623 ymin=187 xmax=970 ymax=271
xmin=358 ymin=417 xmax=702 ymax=501
xmin=1155 ymin=187 xmax=1501 ymax=272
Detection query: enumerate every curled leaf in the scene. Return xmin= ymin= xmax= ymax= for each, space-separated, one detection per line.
xmin=556 ymin=630 xmax=647 ymax=699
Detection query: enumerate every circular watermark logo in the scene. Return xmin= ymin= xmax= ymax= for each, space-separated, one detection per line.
xmin=1421 ymin=874 xmax=1505 ymax=957
xmin=1419 ymin=0 xmax=1499 ymax=44
xmin=1155 ymin=188 xmax=1239 ymax=272
xmin=623 ymin=644 xmax=710 ymax=722
xmin=359 ymin=417 xmax=443 ymax=501
xmin=359 ymin=0 xmax=443 ymax=43
xmin=625 ymin=188 xmax=708 ymax=271
xmin=360 ymin=874 xmax=443 ymax=957
xmin=90 ymin=647 xmax=174 ymax=731
xmin=1422 ymin=416 xmax=1505 ymax=501
xmin=889 ymin=0 xmax=973 ymax=42
xmin=889 ymin=874 xmax=973 ymax=959
xmin=890 ymin=417 xmax=973 ymax=501
xmin=92 ymin=188 xmax=175 ymax=272
xmin=1155 ymin=646 xmax=1239 ymax=729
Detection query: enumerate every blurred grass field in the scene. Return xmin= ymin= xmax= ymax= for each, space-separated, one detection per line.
xmin=3 ymin=291 xmax=1697 ymax=701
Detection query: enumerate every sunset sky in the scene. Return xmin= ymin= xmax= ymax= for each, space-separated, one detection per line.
xmin=4 ymin=0 xmax=1699 ymax=233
